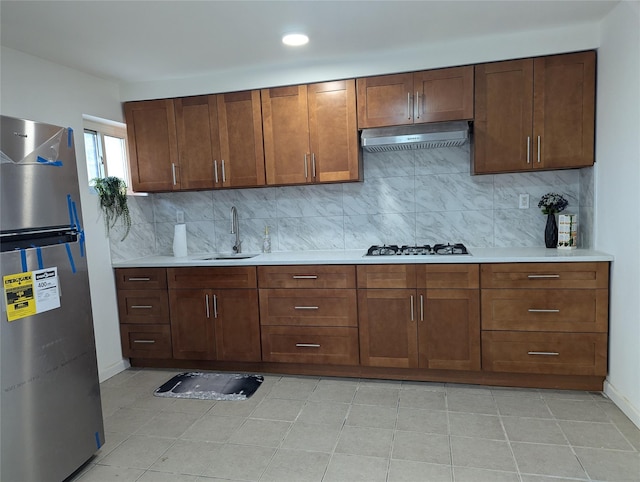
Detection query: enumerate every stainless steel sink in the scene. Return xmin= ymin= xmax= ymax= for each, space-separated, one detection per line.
xmin=198 ymin=254 xmax=258 ymax=260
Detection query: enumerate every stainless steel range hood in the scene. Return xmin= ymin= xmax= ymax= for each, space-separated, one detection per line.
xmin=360 ymin=121 xmax=469 ymax=152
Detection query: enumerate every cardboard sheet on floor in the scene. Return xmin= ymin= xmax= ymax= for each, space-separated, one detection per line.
xmin=153 ymin=372 xmax=263 ymax=400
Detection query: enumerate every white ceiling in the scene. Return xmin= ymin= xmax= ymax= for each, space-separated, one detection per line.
xmin=1 ymin=0 xmax=618 ymax=85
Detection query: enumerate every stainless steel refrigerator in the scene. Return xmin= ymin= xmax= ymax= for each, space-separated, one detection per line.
xmin=1 ymin=115 xmax=104 ymax=482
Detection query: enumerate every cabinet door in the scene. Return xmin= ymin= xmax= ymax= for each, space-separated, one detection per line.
xmin=358 ymin=289 xmax=418 ymax=368
xmin=418 ymin=289 xmax=480 ymax=371
xmin=217 ymin=90 xmax=266 ymax=188
xmin=308 ymin=80 xmax=360 ymax=182
xmin=356 ymin=73 xmax=414 ymax=128
xmin=214 ymin=289 xmax=261 ymax=362
xmin=262 ymin=85 xmax=310 ymax=185
xmin=124 ymin=99 xmax=178 ymax=192
xmin=357 ymin=264 xmax=416 ymax=289
xmin=174 ymin=95 xmax=220 ymax=190
xmin=533 ymin=51 xmax=595 ymax=170
xmin=169 ymin=289 xmax=216 ymax=360
xmin=414 ymin=66 xmax=474 ymax=123
xmin=474 ymin=59 xmax=534 ymax=174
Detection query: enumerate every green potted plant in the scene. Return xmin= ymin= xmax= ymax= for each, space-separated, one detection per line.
xmin=93 ymin=176 xmax=131 ymax=241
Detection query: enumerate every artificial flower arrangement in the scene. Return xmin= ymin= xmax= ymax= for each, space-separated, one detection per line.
xmin=538 ymin=192 xmax=568 ymax=215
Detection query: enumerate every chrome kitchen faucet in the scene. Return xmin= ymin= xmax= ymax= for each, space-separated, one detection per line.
xmin=231 ymin=206 xmax=241 ymax=253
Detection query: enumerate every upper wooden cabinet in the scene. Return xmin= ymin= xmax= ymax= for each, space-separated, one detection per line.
xmin=125 ymin=99 xmax=179 ymax=192
xmin=356 ymin=66 xmax=474 ymax=128
xmin=125 ymin=90 xmax=265 ymax=192
xmin=262 ymin=79 xmax=360 ymax=186
xmin=474 ymin=51 xmax=595 ymax=174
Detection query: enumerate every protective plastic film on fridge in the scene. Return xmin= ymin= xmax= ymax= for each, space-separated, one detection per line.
xmin=1 ymin=115 xmax=104 ymax=482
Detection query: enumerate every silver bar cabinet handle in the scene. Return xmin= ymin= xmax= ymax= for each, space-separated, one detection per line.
xmin=214 ymin=160 xmax=219 ymax=183
xmin=172 ymin=163 xmax=177 ymax=185
xmin=410 ymin=295 xmax=415 ymax=321
xmin=205 ymin=294 xmax=210 ymax=318
xmin=133 ymin=340 xmax=156 ymax=344
xmin=131 ymin=305 xmax=153 ymax=309
xmin=127 ymin=277 xmax=150 ymax=281
xmin=528 ymin=309 xmax=560 ymax=313
xmin=296 ymin=343 xmax=321 ymax=348
xmin=537 ymin=136 xmax=541 ymax=163
xmin=407 ymin=92 xmax=411 ymax=119
xmin=528 ymin=351 xmax=560 ymax=356
xmin=527 ymin=274 xmax=560 ymax=279
xmin=213 ymin=294 xmax=218 ymax=318
xmin=294 ymin=306 xmax=319 ymax=310
xmin=221 ymin=160 xmax=226 ymax=182
xmin=420 ymin=294 xmax=424 ymax=321
xmin=304 ymin=154 xmax=308 ymax=179
xmin=527 ymin=137 xmax=531 ymax=163
xmin=312 ymin=153 xmax=316 ymax=179
xmin=292 ymin=275 xmax=318 ymax=279
xmin=416 ymin=91 xmax=421 ymax=119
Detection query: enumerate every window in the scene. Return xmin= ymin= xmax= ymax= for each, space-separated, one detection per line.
xmin=83 ymin=117 xmax=130 ymax=190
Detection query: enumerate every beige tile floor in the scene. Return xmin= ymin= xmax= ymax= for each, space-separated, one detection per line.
xmin=68 ymin=368 xmax=640 ymax=482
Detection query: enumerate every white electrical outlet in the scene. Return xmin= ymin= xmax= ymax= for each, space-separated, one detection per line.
xmin=176 ymin=210 xmax=184 ymax=223
xmin=518 ymin=194 xmax=530 ymax=209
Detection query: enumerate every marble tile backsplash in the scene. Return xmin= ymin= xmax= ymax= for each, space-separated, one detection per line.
xmin=108 ymin=144 xmax=594 ymax=261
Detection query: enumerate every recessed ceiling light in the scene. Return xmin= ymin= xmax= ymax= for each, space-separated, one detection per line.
xmin=282 ymin=33 xmax=309 ymax=46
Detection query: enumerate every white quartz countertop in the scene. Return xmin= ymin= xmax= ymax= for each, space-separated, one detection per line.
xmin=112 ymin=247 xmax=613 ymax=268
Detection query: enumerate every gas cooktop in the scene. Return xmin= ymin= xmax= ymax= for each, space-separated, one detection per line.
xmin=365 ymin=243 xmax=469 ymax=256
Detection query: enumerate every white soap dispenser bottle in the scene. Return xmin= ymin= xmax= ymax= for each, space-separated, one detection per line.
xmin=262 ymin=225 xmax=271 ymax=253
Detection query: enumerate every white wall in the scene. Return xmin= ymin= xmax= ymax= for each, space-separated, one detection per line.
xmin=596 ymin=1 xmax=640 ymax=427
xmin=1 ymin=46 xmax=129 ymax=381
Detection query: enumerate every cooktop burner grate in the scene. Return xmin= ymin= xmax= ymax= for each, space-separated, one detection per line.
xmin=365 ymin=243 xmax=469 ymax=256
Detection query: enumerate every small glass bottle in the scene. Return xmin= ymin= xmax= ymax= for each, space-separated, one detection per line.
xmin=262 ymin=225 xmax=271 ymax=253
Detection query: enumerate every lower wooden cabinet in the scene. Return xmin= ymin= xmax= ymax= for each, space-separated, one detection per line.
xmin=169 ymin=288 xmax=261 ymax=361
xmin=120 ymin=324 xmax=172 ymax=359
xmin=482 ymin=331 xmax=607 ymax=376
xmin=261 ymin=326 xmax=359 ymax=365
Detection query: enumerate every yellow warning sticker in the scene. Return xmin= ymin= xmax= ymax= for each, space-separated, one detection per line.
xmin=4 ymin=272 xmax=36 ymax=322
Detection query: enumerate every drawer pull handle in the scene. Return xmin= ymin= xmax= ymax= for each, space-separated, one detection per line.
xmin=527 ymin=274 xmax=560 ymax=279
xmin=133 ymin=340 xmax=156 ymax=344
xmin=294 ymin=306 xmax=319 ymax=310
xmin=528 ymin=309 xmax=560 ymax=313
xmin=131 ymin=305 xmax=153 ymax=309
xmin=528 ymin=351 xmax=559 ymax=356
xmin=127 ymin=277 xmax=151 ymax=281
xmin=296 ymin=343 xmax=321 ymax=348
xmin=292 ymin=275 xmax=318 ymax=279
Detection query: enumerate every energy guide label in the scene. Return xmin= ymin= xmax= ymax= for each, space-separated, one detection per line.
xmin=4 ymin=267 xmax=60 ymax=322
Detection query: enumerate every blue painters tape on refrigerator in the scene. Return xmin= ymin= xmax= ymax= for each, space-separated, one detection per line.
xmin=70 ymin=199 xmax=86 ymax=257
xmin=65 ymin=243 xmax=76 ymax=273
xmin=67 ymin=195 xmax=74 ymax=229
xmin=67 ymin=128 xmax=73 ymax=148
xmin=36 ymin=247 xmax=43 ymax=270
xmin=95 ymin=431 xmax=101 ymax=449
xmin=36 ymin=156 xmax=63 ymax=166
xmin=20 ymin=250 xmax=27 ymax=272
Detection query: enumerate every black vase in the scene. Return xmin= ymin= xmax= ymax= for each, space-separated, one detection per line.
xmin=544 ymin=213 xmax=558 ymax=248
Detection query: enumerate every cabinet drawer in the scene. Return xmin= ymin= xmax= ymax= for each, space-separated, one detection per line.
xmin=167 ymin=267 xmax=257 ymax=289
xmin=115 ymin=268 xmax=167 ymax=290
xmin=418 ymin=264 xmax=479 ymax=289
xmin=482 ymin=331 xmax=607 ymax=376
xmin=258 ymin=265 xmax=355 ymax=288
xmin=481 ymin=263 xmax=609 ymax=289
xmin=117 ymin=290 xmax=169 ymax=324
xmin=482 ymin=289 xmax=608 ymax=332
xmin=259 ymin=289 xmax=357 ymax=327
xmin=261 ymin=326 xmax=359 ymax=365
xmin=357 ymin=265 xmax=416 ymax=289
xmin=120 ymin=324 xmax=172 ymax=359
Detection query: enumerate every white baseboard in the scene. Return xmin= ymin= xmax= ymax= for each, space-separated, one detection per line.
xmin=98 ymin=358 xmax=131 ymax=383
xmin=604 ymin=379 xmax=640 ymax=429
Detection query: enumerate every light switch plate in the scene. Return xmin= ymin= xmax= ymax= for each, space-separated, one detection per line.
xmin=176 ymin=210 xmax=184 ymax=223
xmin=519 ymin=194 xmax=530 ymax=209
